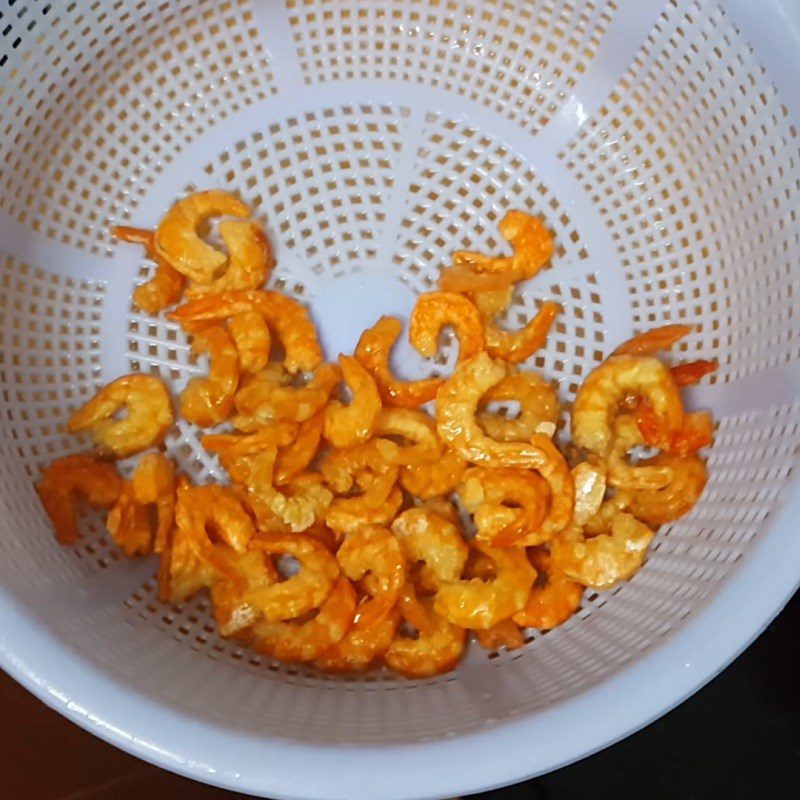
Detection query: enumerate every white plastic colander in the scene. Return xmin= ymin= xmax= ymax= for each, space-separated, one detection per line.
xmin=1 ymin=0 xmax=800 ymax=797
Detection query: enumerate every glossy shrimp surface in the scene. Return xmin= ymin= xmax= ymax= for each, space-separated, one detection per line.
xmin=512 ymin=548 xmax=583 ymax=630
xmin=67 ymin=375 xmax=173 ymax=458
xmin=409 ymin=291 xmax=485 ymax=364
xmin=323 ymin=356 xmax=382 ymax=448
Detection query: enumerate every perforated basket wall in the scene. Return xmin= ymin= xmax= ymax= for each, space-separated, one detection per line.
xmin=1 ymin=0 xmax=799 ymax=766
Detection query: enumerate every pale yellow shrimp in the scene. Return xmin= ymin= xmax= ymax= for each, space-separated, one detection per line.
xmin=107 ymin=481 xmax=153 ymax=557
xmin=154 ymin=190 xmax=250 ymax=283
xmin=459 ymin=467 xmax=549 ymax=545
xmin=170 ymin=290 xmax=322 ymax=373
xmin=438 ymin=211 xmax=554 ymax=291
xmin=323 ymin=356 xmax=382 ymax=448
xmin=512 ymin=548 xmax=583 ymax=630
xmin=571 ymin=461 xmax=606 ymax=527
xmin=372 ymin=407 xmax=443 ymax=466
xmin=470 ymin=286 xmax=514 ymax=319
xmin=228 ymin=310 xmax=271 ymax=374
xmin=354 ymin=316 xmax=442 ymax=408
xmin=321 ymin=441 xmax=398 ymax=509
xmin=408 ymin=292 xmax=485 ymax=364
xmin=550 ymin=511 xmax=654 ymax=590
xmin=131 ymin=452 xmax=176 ymax=553
xmin=185 ymin=219 xmax=274 ymax=296
xmin=385 ymin=587 xmax=466 ymax=678
xmin=391 ymin=507 xmax=469 ymax=588
xmin=37 ymin=455 xmax=122 ymax=545
xmin=399 ymin=449 xmax=467 ymax=499
xmin=484 ymin=301 xmax=560 ymax=364
xmin=236 ymin=362 xmax=341 ymax=424
xmin=627 ymin=453 xmax=708 ymax=526
xmin=266 ymin=472 xmax=334 ymax=533
xmin=274 ymin=412 xmax=325 ymax=486
xmin=477 ymin=370 xmax=560 ymax=443
xmin=325 ymin=486 xmax=403 ymax=536
xmin=67 ymin=375 xmax=174 ymax=459
xmin=571 ymin=355 xmax=683 ymax=457
xmin=179 ymin=325 xmax=239 ymax=427
xmin=434 ymin=542 xmax=535 ymax=629
xmin=210 ymin=549 xmax=278 ymax=637
xmin=607 ymin=415 xmax=674 ymax=491
xmin=436 ymin=352 xmax=552 ymax=469
xmin=112 ymin=226 xmax=185 ymax=314
xmin=253 ymin=575 xmax=356 ymax=662
xmin=247 ymin=532 xmax=340 ymax=622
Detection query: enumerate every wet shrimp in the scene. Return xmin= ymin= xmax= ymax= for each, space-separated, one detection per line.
xmin=67 ymin=375 xmax=173 ymax=458
xmin=185 ymin=219 xmax=274 ymax=296
xmin=436 ymin=352 xmax=554 ymax=469
xmin=571 ymin=354 xmax=684 ymax=457
xmin=253 ymin=575 xmax=356 ymax=662
xmin=170 ymin=289 xmax=322 ymax=373
xmin=179 ymin=325 xmax=240 ymax=427
xmin=434 ymin=542 xmax=535 ymax=629
xmin=483 ymin=301 xmax=560 ymax=364
xmin=228 ymin=310 xmax=271 ymax=374
xmin=37 ymin=455 xmax=122 ymax=545
xmin=247 ymin=532 xmax=340 ymax=622
xmin=354 ymin=316 xmax=441 ymax=407
xmin=409 ymin=291 xmax=484 ymax=364
xmin=399 ymin=449 xmax=467 ymax=499
xmin=550 ymin=510 xmax=654 ymax=590
xmin=154 ymin=190 xmax=250 ymax=283
xmin=512 ymin=548 xmax=583 ymax=630
xmin=477 ymin=370 xmax=560 ymax=443
xmin=323 ymin=355 xmax=382 ymax=448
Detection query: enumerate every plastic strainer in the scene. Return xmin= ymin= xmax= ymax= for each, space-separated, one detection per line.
xmin=1 ymin=0 xmax=800 ymax=798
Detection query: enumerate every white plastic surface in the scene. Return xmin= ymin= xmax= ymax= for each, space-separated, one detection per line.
xmin=0 ymin=1 xmax=799 ymax=798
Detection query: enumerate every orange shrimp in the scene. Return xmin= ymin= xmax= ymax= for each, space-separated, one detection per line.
xmin=408 ymin=292 xmax=484 ymax=364
xmin=512 ymin=548 xmax=583 ymax=630
xmin=399 ymin=449 xmax=467 ymax=499
xmin=325 ymin=486 xmax=403 ymax=536
xmin=228 ymin=310 xmax=271 ymax=374
xmin=613 ymin=324 xmax=693 ymax=356
xmin=473 ymin=618 xmax=525 ymax=652
xmin=131 ymin=452 xmax=176 ymax=553
xmin=323 ymin=355 xmax=382 ymax=448
xmin=372 ymin=407 xmax=443 ymax=466
xmin=483 ymin=301 xmax=560 ymax=364
xmin=37 ymin=455 xmax=122 ymax=545
xmin=634 ymin=399 xmax=713 ymax=456
xmin=179 ymin=325 xmax=240 ymax=427
xmin=274 ymin=412 xmax=325 ymax=486
xmin=669 ymin=360 xmax=717 ymax=388
xmin=354 ymin=316 xmax=441 ymax=407
xmin=321 ymin=440 xmax=398 ymax=509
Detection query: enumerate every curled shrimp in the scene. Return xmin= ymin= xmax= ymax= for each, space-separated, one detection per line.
xmin=112 ymin=226 xmax=185 ymax=314
xmin=253 ymin=575 xmax=356 ymax=662
xmin=179 ymin=326 xmax=239 ymax=427
xmin=477 ymin=370 xmax=560 ymax=442
xmin=131 ymin=452 xmax=176 ymax=553
xmin=409 ymin=291 xmax=484 ymax=364
xmin=550 ymin=511 xmax=654 ymax=590
xmin=321 ymin=441 xmax=398 ymax=509
xmin=229 ymin=310 xmax=271 ymax=374
xmin=483 ymin=300 xmax=560 ymax=364
xmin=185 ymin=220 xmax=274 ymax=296
xmin=512 ymin=548 xmax=583 ymax=630
xmin=267 ymin=472 xmax=334 ymax=532
xmin=274 ymin=412 xmax=325 ymax=486
xmin=435 ymin=542 xmax=535 ymax=629
xmin=354 ymin=316 xmax=441 ymax=408
xmin=436 ymin=352 xmax=552 ymax=469
xmin=236 ymin=362 xmax=341 ymax=425
xmin=613 ymin=324 xmax=692 ymax=356
xmin=627 ymin=453 xmax=708 ymax=526
xmin=323 ymin=356 xmax=382 ymax=448
xmin=67 ymin=375 xmax=174 ymax=458
xmin=247 ymin=532 xmax=340 ymax=622
xmin=314 ymin=527 xmax=405 ymax=672
xmin=607 ymin=414 xmax=673 ymax=491
xmin=439 ymin=211 xmax=553 ymax=291
xmin=154 ymin=190 xmax=250 ymax=283
xmin=459 ymin=467 xmax=549 ymax=545
xmin=170 ymin=290 xmax=322 ymax=374
xmin=325 ymin=486 xmax=403 ymax=535
xmin=37 ymin=455 xmax=122 ymax=545
xmin=634 ymin=399 xmax=713 ymax=456
xmin=372 ymin=407 xmax=443 ymax=466
xmin=385 ymin=587 xmax=466 ymax=678
xmin=571 ymin=354 xmax=684 ymax=457
xmin=399 ymin=449 xmax=467 ymax=499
